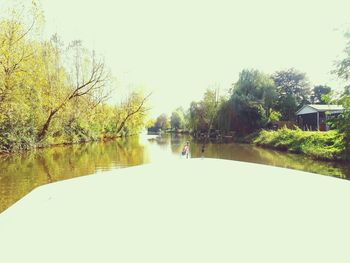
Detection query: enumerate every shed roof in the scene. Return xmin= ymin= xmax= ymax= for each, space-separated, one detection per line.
xmin=296 ymin=104 xmax=344 ymax=115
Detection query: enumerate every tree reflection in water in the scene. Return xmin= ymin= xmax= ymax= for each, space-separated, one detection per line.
xmin=0 ymin=134 xmax=349 ymax=213
xmin=0 ymin=136 xmax=148 ymax=213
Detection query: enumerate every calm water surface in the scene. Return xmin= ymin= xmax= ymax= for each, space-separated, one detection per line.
xmin=1 ymin=134 xmax=350 ymax=213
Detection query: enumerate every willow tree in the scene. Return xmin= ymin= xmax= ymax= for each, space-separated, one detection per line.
xmin=170 ymin=107 xmax=185 ymax=130
xmin=186 ymin=89 xmax=220 ymax=134
xmin=228 ymin=69 xmax=278 ymax=134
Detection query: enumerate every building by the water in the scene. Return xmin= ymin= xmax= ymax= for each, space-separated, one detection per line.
xmin=296 ymin=104 xmax=344 ymax=131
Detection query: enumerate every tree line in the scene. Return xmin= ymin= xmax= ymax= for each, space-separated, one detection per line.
xmin=150 ymin=68 xmax=335 ymax=135
xmin=0 ymin=3 xmax=149 ymax=153
xmin=150 ymin=30 xmax=350 ymax=155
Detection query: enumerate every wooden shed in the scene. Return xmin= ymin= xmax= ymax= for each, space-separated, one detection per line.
xmin=296 ymin=104 xmax=343 ymax=131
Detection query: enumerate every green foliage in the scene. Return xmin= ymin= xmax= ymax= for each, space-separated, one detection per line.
xmin=311 ymin=85 xmax=332 ymax=104
xmin=145 ymin=118 xmax=156 ymax=129
xmin=170 ymin=108 xmax=185 ymax=130
xmin=184 ymin=69 xmax=313 ymax=135
xmin=187 ymin=89 xmax=220 ymax=132
xmin=228 ymin=69 xmax=277 ymax=134
xmin=215 ymin=99 xmax=234 ymax=132
xmin=0 ymin=6 xmax=148 ymax=153
xmin=153 ymin=114 xmax=170 ymax=131
xmin=332 ymin=32 xmax=350 ymax=154
xmin=254 ymin=127 xmax=345 ymax=161
xmin=333 ymin=31 xmax=350 ymax=82
xmin=328 ymin=98 xmax=350 ymax=154
xmin=268 ymin=110 xmax=282 ymax=122
xmin=0 ymin=136 xmax=147 ymax=212
xmin=272 ymin=68 xmax=311 ymax=120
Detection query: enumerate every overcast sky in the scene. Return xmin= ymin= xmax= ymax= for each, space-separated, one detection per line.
xmin=39 ymin=0 xmax=350 ymax=117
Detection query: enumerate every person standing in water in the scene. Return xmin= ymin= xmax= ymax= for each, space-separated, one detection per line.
xmin=201 ymin=143 xmax=205 ymax=159
xmin=182 ymin=141 xmax=190 ymax=159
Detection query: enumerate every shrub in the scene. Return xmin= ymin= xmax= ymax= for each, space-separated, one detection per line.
xmin=254 ymin=127 xmax=346 ymax=161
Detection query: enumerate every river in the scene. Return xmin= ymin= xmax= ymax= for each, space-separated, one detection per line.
xmin=1 ymin=134 xmax=349 ymax=213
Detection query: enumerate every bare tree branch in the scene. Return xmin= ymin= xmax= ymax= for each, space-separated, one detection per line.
xmin=38 ymin=46 xmax=110 ymax=141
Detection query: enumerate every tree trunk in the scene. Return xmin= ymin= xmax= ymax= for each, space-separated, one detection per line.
xmin=37 ymin=111 xmax=56 ymax=141
xmin=116 ymin=120 xmax=126 ymax=135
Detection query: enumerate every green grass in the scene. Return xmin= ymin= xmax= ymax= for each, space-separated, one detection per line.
xmin=254 ymin=127 xmax=346 ymax=161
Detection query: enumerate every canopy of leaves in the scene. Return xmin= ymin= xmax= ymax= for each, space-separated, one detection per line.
xmin=170 ymin=108 xmax=185 ymax=130
xmin=228 ymin=69 xmax=277 ymax=134
xmin=332 ymin=32 xmax=350 ymax=154
xmin=0 ymin=5 xmax=149 ymax=152
xmin=272 ymin=68 xmax=310 ymax=120
xmin=311 ymin=85 xmax=332 ymax=104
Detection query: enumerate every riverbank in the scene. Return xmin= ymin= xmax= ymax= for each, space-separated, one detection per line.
xmin=254 ymin=127 xmax=346 ymax=161
xmin=0 ymin=133 xmax=141 ymax=156
xmin=1 ymin=159 xmax=350 ymax=262
xmin=165 ymin=127 xmax=347 ymax=162
xmin=2 ymin=134 xmax=350 ymax=213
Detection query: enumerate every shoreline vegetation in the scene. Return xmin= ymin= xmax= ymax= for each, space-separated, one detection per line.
xmin=0 ymin=4 xmax=150 ymax=154
xmin=147 ymin=33 xmax=350 ymax=163
xmin=253 ymin=128 xmax=346 ymax=162
xmin=1 ymin=2 xmax=350 ymax=166
xmin=154 ymin=128 xmax=348 ymax=162
xmin=0 ymin=133 xmax=136 ymax=157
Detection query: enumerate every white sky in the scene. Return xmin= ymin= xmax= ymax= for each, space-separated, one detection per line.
xmin=37 ymin=0 xmax=350 ymax=117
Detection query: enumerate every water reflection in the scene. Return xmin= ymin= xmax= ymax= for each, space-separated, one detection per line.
xmin=148 ymin=134 xmax=350 ymax=179
xmin=190 ymin=141 xmax=349 ymax=179
xmin=0 ymin=137 xmax=149 ymax=213
xmin=1 ymin=134 xmax=349 ymax=213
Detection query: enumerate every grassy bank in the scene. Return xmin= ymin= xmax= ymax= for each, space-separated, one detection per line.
xmin=254 ymin=127 xmax=346 ymax=161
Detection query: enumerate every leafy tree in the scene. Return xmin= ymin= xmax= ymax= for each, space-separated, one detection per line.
xmin=170 ymin=107 xmax=185 ymax=130
xmin=334 ymin=31 xmax=350 ymax=84
xmin=215 ymin=99 xmax=235 ymax=132
xmin=332 ymin=32 xmax=350 ymax=154
xmin=115 ymin=92 xmax=151 ymax=136
xmin=228 ymin=69 xmax=278 ymax=134
xmin=199 ymin=89 xmax=219 ymax=131
xmin=277 ymin=93 xmax=298 ymax=121
xmin=37 ymin=40 xmax=110 ymax=141
xmin=0 ymin=3 xmax=150 ymax=152
xmin=0 ymin=6 xmax=42 ymax=151
xmin=187 ymin=101 xmax=201 ymax=131
xmin=272 ymin=68 xmax=311 ymax=120
xmin=154 ymin=114 xmax=170 ymax=131
xmin=145 ymin=119 xmax=156 ymax=129
xmin=311 ymin=85 xmax=332 ymax=104
xmin=328 ymin=98 xmax=350 ymax=155
xmin=187 ymin=89 xmax=220 ymax=133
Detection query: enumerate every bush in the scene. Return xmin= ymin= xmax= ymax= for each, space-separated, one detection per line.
xmin=254 ymin=127 xmax=346 ymax=161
